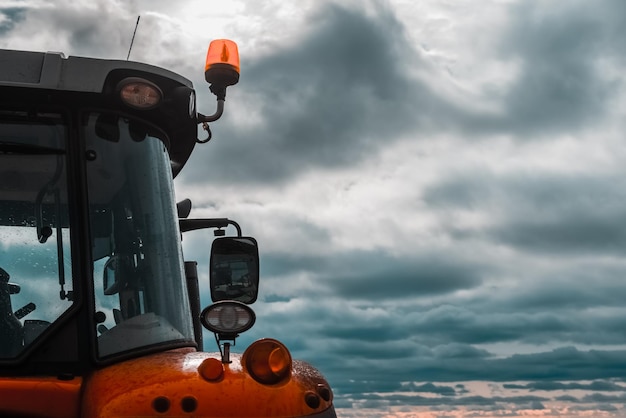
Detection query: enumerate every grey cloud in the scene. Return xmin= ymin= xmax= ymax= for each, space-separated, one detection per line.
xmin=424 ymin=170 xmax=626 ymax=255
xmin=331 ymin=379 xmax=404 ymax=398
xmin=597 ymin=404 xmax=621 ymax=412
xmin=409 ymin=382 xmax=457 ymax=396
xmin=426 ymin=287 xmax=626 ymax=346
xmin=491 ymin=0 xmax=626 ymax=135
xmin=183 ymin=0 xmax=626 ymax=189
xmin=504 ymin=380 xmax=626 ymax=392
xmin=262 ymin=292 xmax=626 ymax=391
xmin=582 ymin=392 xmax=626 ymax=403
xmin=321 ymin=324 xmax=410 ymax=343
xmin=432 ymin=343 xmax=491 ymax=360
xmin=530 ymin=400 xmax=546 ymax=410
xmin=253 ymin=280 xmax=626 ymax=385
xmin=182 ymin=2 xmax=454 ymax=185
xmin=256 ymin=248 xmax=626 ymax=365
xmin=204 ymin=0 xmax=626 ymax=412
xmin=327 ymin=254 xmax=484 ymax=300
xmin=342 ymin=392 xmax=550 ymax=408
xmin=409 ymin=307 xmax=575 ymax=346
xmin=491 ymin=217 xmax=626 ymax=255
xmin=0 ymin=7 xmax=26 ymax=35
xmin=455 ymin=383 xmax=470 ymax=394
xmin=262 ymin=294 xmax=290 ymax=303
xmin=390 ymin=347 xmax=626 ymax=383
xmin=332 ymin=340 xmax=419 ymax=360
xmin=2 ymin=2 xmax=133 ymax=57
xmin=566 ymin=403 xmax=624 ymax=414
xmin=486 ymin=271 xmax=626 ymax=313
xmin=555 ymin=394 xmax=579 ymax=402
xmin=0 ymin=1 xmax=188 ymax=65
xmin=488 ymin=347 xmax=626 ymax=381
xmin=261 ymin=249 xmax=485 ymax=300
xmin=292 ymin=321 xmax=626 ymax=391
xmin=5 ymin=1 xmax=626 ymax=415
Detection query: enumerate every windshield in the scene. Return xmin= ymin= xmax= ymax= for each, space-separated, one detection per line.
xmin=0 ymin=111 xmax=74 ymax=359
xmin=85 ymin=113 xmax=194 ymax=358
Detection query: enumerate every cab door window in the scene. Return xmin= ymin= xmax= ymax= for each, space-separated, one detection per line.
xmin=0 ymin=111 xmax=74 ymax=359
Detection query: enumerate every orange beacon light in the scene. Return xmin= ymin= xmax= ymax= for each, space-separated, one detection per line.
xmin=205 ymin=39 xmax=240 ymax=87
xmin=199 ymin=39 xmax=240 ymax=126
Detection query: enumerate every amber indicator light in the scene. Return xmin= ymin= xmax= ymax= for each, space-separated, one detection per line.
xmin=243 ymin=339 xmax=292 ymax=385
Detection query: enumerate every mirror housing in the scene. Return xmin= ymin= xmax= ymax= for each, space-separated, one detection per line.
xmin=210 ymin=237 xmax=259 ymax=304
xmin=103 ymin=255 xmax=134 ymax=295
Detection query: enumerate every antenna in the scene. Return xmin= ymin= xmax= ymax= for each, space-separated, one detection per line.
xmin=126 ymin=15 xmax=141 ymax=60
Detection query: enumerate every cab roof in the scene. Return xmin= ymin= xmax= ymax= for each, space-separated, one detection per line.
xmin=0 ymin=49 xmax=198 ymax=177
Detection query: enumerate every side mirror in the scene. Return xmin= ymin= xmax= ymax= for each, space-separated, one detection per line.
xmin=103 ymin=255 xmax=133 ymax=295
xmin=210 ymin=237 xmax=259 ymax=304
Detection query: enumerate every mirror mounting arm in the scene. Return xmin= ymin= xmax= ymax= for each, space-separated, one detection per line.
xmin=179 ymin=218 xmax=242 ymax=237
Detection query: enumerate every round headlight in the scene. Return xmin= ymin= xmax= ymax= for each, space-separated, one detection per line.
xmin=242 ymin=338 xmax=292 ymax=385
xmin=200 ymin=301 xmax=256 ymax=335
xmin=118 ymin=78 xmax=162 ymax=109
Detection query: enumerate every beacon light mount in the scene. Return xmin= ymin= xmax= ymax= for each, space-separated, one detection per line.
xmin=197 ymin=39 xmax=240 ymax=129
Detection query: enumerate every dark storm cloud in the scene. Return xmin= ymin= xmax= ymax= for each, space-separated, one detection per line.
xmin=0 ymin=2 xmax=177 ymax=62
xmin=404 ymin=274 xmax=626 ymax=347
xmin=485 ymin=348 xmax=626 ymax=382
xmin=488 ymin=270 xmax=626 ymax=314
xmin=332 ymin=340 xmax=419 ymax=360
xmin=182 ymin=0 xmax=626 ymax=189
xmin=259 ymin=270 xmax=626 ymax=394
xmin=321 ymin=324 xmax=409 ymax=343
xmin=257 ymin=281 xmax=626 ymax=393
xmin=4 ymin=1 xmax=626 ymax=415
xmin=424 ymin=170 xmax=626 ymax=255
xmin=504 ymin=380 xmax=626 ymax=392
xmin=261 ymin=249 xmax=485 ymax=300
xmin=184 ymin=2 xmax=456 ymax=185
xmin=212 ymin=1 xmax=626 ymax=411
xmin=408 ymin=307 xmax=573 ymax=346
xmin=581 ymin=392 xmax=626 ymax=403
xmin=409 ymin=382 xmax=457 ymax=395
xmin=489 ymin=0 xmax=626 ymax=135
xmin=333 ymin=347 xmax=626 ymax=385
xmin=418 ymin=302 xmax=626 ymax=347
xmin=367 ymin=393 xmax=549 ymax=408
xmin=0 ymin=7 xmax=26 ymax=35
xmin=326 ymin=253 xmax=484 ymax=300
xmin=258 ymin=246 xmax=626 ymax=372
xmin=563 ymin=402 xmax=625 ymax=415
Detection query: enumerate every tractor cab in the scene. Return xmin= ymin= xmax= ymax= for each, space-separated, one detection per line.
xmin=0 ymin=42 xmax=336 ymax=417
xmin=0 ymin=39 xmax=255 ymax=362
xmin=0 ymin=53 xmax=204 ymax=366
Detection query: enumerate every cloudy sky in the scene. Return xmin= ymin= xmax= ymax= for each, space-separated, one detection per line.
xmin=4 ymin=0 xmax=626 ymax=416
